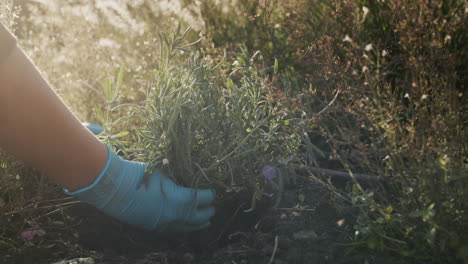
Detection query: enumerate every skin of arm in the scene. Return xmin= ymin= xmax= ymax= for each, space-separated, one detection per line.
xmin=0 ymin=45 xmax=107 ymax=191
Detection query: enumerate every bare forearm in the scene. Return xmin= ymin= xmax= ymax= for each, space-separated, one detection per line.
xmin=0 ymin=46 xmax=107 ymax=191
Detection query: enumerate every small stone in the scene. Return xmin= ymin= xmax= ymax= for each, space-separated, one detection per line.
xmin=336 ymin=219 xmax=346 ymax=227
xmin=183 ymin=252 xmax=194 ymax=263
xmin=51 ymin=258 xmax=94 ymax=264
xmin=293 ymin=230 xmax=318 ymax=240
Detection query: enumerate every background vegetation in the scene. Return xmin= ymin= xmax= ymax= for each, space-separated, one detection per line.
xmin=1 ymin=0 xmax=467 ymax=263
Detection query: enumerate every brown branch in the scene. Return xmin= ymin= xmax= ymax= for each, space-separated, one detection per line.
xmin=296 ymin=165 xmax=383 ymax=183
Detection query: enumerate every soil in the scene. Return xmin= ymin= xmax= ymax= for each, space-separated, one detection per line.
xmin=2 ymin=175 xmax=394 ymax=264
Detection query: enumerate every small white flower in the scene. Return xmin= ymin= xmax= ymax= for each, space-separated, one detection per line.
xmin=163 ymin=159 xmax=169 ymax=165
xmin=362 ymin=6 xmax=369 ymax=17
xmin=362 ymin=66 xmax=368 ymax=72
xmin=444 ymin=35 xmax=452 ymax=44
xmin=16 ymin=174 xmax=20 ymax=180
xmin=365 ymin=44 xmax=373 ymax=52
xmin=233 ymin=60 xmax=241 ymax=66
xmin=382 ymin=49 xmax=389 ymax=57
xmin=421 ymin=94 xmax=428 ymax=100
xmin=404 ymin=93 xmax=410 ymax=99
xmin=343 ymin=34 xmax=352 ymax=42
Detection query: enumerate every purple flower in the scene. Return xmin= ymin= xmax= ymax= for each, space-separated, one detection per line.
xmin=262 ymin=165 xmax=277 ymax=180
xmin=19 ymin=228 xmax=45 ymax=241
xmin=20 ymin=229 xmax=38 ymax=241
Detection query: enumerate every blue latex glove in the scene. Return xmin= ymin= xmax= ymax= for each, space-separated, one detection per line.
xmin=67 ymin=124 xmax=215 ymax=232
xmin=82 ymin=122 xmax=105 ymax=135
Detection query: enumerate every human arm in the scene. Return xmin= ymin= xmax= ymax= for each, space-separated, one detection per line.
xmin=0 ymin=22 xmax=215 ymax=231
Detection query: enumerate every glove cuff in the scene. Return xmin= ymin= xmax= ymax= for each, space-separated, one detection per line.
xmin=82 ymin=122 xmax=105 ymax=135
xmin=64 ymin=144 xmax=124 ymax=208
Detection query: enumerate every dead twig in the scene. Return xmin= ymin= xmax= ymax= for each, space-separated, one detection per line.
xmin=226 ymin=249 xmax=255 ymax=254
xmin=30 ymin=205 xmax=76 ymax=221
xmin=315 ymin=90 xmax=340 ymax=117
xmin=267 ymin=235 xmax=279 ymax=264
xmin=275 ymin=207 xmax=315 ymax=211
xmin=3 ymin=201 xmax=81 ymax=215
xmin=295 ymin=165 xmax=383 ymax=183
xmin=22 ymin=196 xmax=75 ymax=206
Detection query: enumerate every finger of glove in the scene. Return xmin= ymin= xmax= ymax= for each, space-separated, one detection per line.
xmin=194 ymin=189 xmax=216 ymax=207
xmin=173 ymin=187 xmax=215 ymax=207
xmin=186 ymin=206 xmax=215 ymax=225
xmin=165 ymin=221 xmax=211 ymax=233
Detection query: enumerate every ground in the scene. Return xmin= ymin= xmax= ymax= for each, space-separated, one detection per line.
xmin=2 ymin=171 xmax=397 ymax=264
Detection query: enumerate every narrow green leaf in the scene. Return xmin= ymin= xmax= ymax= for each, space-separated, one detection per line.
xmin=274 ymin=58 xmax=279 ymax=74
xmin=111 ymin=131 xmax=129 ymax=138
xmin=178 ymin=38 xmax=201 ymax=49
xmin=212 ymin=49 xmax=227 ymax=70
xmin=175 ymin=47 xmax=193 ymax=53
xmin=226 ymin=78 xmax=235 ymax=89
xmin=95 ymin=105 xmax=105 ymax=124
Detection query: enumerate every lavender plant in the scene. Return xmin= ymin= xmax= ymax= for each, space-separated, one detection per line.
xmin=130 ymin=27 xmax=304 ymax=201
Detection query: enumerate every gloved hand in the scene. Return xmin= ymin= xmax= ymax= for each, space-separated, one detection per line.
xmin=67 ymin=124 xmax=215 ymax=232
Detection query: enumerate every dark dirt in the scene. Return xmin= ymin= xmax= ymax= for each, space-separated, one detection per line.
xmin=3 ymin=175 xmax=395 ymax=264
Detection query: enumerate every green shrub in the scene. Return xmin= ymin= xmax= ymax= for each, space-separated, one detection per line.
xmin=262 ymin=1 xmax=467 ymax=263
xmin=97 ymin=28 xmax=305 ymax=204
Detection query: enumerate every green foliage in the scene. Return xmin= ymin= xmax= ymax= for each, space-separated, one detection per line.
xmin=249 ymin=1 xmax=467 ymax=263
xmin=189 ymin=0 xmax=468 ymax=262
xmin=123 ymin=28 xmax=304 ymax=196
